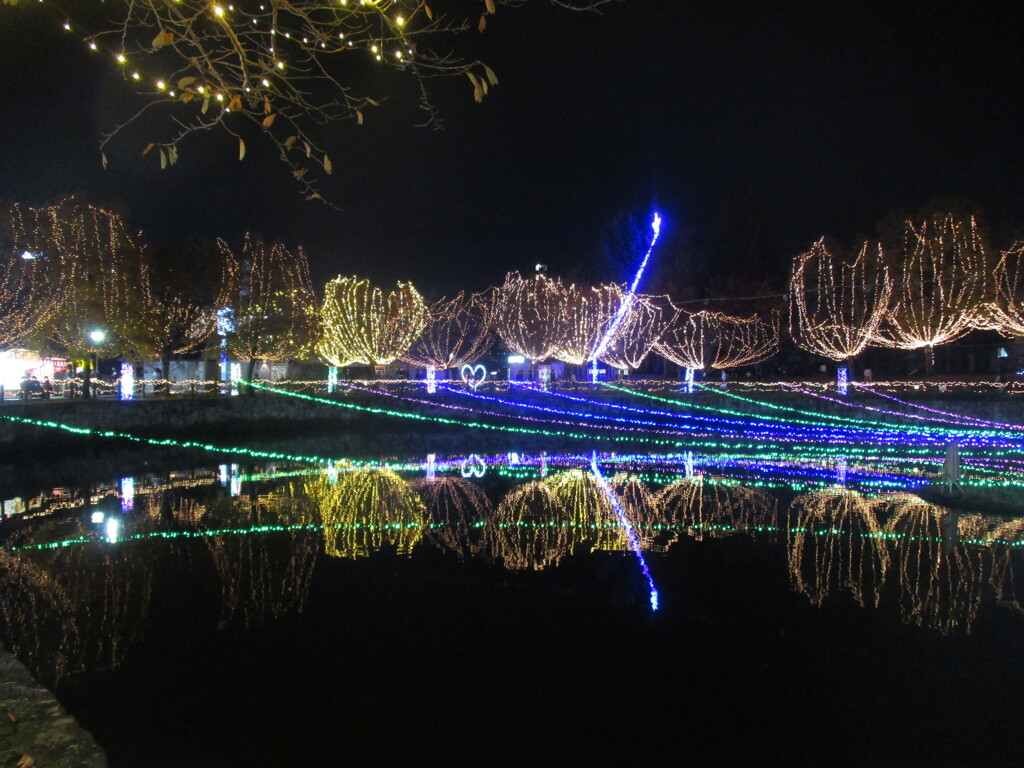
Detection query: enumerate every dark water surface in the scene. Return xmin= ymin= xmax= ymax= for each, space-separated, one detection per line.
xmin=1 ymin=450 xmax=1022 ymax=767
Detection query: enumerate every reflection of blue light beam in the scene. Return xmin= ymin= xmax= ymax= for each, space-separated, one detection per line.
xmin=591 ymin=211 xmax=663 ymax=368
xmin=589 ymin=452 xmax=660 ymax=611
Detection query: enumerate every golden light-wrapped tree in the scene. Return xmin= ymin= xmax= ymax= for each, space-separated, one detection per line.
xmin=219 ymin=233 xmax=318 ymax=382
xmin=12 ymin=0 xmax=609 ymax=200
xmin=491 ymin=272 xmax=569 ymax=362
xmin=0 ymin=203 xmax=67 ymax=349
xmin=653 ymin=309 xmax=778 ymax=372
xmin=789 ymin=239 xmax=892 ymax=362
xmin=550 ymin=283 xmax=625 ymax=366
xmin=400 ymin=291 xmax=493 ymax=372
xmin=875 ymin=215 xmax=990 ymax=373
xmin=598 ymin=294 xmax=676 ymax=371
xmin=317 ymin=276 xmax=428 ymax=369
xmin=984 ymin=242 xmax=1024 ymax=336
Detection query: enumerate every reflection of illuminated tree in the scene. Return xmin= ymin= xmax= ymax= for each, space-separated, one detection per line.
xmin=658 ymin=478 xmax=779 ymax=543
xmin=204 ymin=483 xmax=318 ymax=628
xmin=787 ymin=491 xmax=888 ymax=609
xmin=411 ymin=477 xmax=492 ymax=560
xmin=608 ymin=477 xmax=665 ymax=551
xmin=0 ymin=552 xmax=81 ymax=684
xmin=304 ymin=470 xmax=426 ymax=559
xmin=882 ymin=496 xmax=988 ymax=634
xmin=482 ymin=470 xmax=635 ymax=570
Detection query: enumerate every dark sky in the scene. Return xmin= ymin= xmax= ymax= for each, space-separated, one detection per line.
xmin=3 ymin=0 xmax=1024 ymax=295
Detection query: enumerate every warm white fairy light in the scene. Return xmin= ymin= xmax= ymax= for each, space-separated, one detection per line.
xmin=654 ymin=309 xmax=778 ymax=371
xmin=400 ymin=291 xmax=494 ymax=371
xmin=985 ymin=242 xmax=1024 ymax=336
xmin=317 ymin=276 xmax=428 ymax=367
xmin=492 ymin=272 xmax=570 ymax=363
xmin=789 ymin=239 xmax=893 ymax=362
xmin=874 ymin=215 xmax=990 ymax=357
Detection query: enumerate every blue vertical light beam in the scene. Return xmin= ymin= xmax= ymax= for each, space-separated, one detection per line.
xmin=592 ymin=212 xmax=663 ymax=368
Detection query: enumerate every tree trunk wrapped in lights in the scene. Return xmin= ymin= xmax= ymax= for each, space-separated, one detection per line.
xmin=984 ymin=242 xmax=1024 ymax=336
xmin=219 ymin=233 xmax=318 ymax=381
xmin=400 ymin=291 xmax=493 ymax=371
xmin=874 ymin=215 xmax=990 ymax=369
xmin=317 ymin=275 xmax=428 ymax=367
xmin=598 ymin=294 xmax=677 ymax=371
xmin=789 ymin=239 xmax=893 ymax=362
xmin=653 ymin=309 xmax=778 ymax=372
xmin=491 ymin=271 xmax=570 ymax=362
xmin=0 ymin=203 xmax=61 ymax=348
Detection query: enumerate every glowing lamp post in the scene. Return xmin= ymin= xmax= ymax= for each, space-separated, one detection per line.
xmin=87 ymin=329 xmax=106 ymax=399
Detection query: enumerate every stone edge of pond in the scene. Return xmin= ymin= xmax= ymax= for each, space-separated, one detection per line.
xmin=0 ymin=642 xmax=107 ymax=768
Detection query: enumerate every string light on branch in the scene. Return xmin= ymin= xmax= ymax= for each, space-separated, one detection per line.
xmin=985 ymin=242 xmax=1024 ymax=336
xmin=789 ymin=239 xmax=892 ymax=362
xmin=317 ymin=276 xmax=427 ymax=367
xmin=492 ymin=272 xmax=570 ymax=362
xmin=654 ymin=309 xmax=778 ymax=371
xmin=400 ymin=291 xmax=493 ymax=371
xmin=875 ymin=214 xmax=990 ymax=355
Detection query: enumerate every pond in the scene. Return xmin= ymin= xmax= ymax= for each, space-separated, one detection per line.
xmin=1 ymin=442 xmax=1022 ymax=767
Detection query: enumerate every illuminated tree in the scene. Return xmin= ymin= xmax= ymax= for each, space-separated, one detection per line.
xmin=31 ymin=197 xmax=143 ymax=396
xmin=984 ymin=242 xmax=1024 ymax=336
xmin=400 ymin=291 xmax=493 ymax=371
xmin=874 ymin=215 xmax=990 ymax=374
xmin=598 ymin=294 xmax=676 ymax=371
xmin=653 ymin=309 xmax=778 ymax=372
xmin=105 ymin=240 xmax=234 ymax=392
xmin=550 ymin=283 xmax=625 ymax=366
xmin=0 ymin=203 xmax=63 ymax=348
xmin=491 ymin=271 xmax=569 ymax=362
xmin=219 ymin=233 xmax=318 ymax=382
xmin=12 ymin=0 xmax=610 ymax=200
xmin=317 ymin=276 xmax=428 ymax=368
xmin=789 ymin=239 xmax=892 ymax=363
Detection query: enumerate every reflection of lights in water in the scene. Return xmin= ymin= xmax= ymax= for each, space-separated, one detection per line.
xmin=412 ymin=477 xmax=492 ymax=559
xmin=105 ymin=517 xmax=120 ymax=543
xmin=120 ymin=477 xmax=134 ymax=511
xmin=425 ymin=453 xmax=436 ymax=482
xmin=787 ymin=490 xmax=889 ymax=609
xmin=91 ymin=510 xmax=105 ymax=524
xmin=590 ymin=455 xmax=659 ymax=611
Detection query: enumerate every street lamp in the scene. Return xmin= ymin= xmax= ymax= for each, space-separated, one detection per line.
xmin=87 ymin=329 xmax=106 ymax=399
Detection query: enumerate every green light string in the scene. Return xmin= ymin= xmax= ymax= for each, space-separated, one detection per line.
xmin=242 ymin=379 xmax=685 ymax=448
xmin=601 ymin=382 xmax=1003 ymax=441
xmin=7 ymin=518 xmax=1022 ymax=554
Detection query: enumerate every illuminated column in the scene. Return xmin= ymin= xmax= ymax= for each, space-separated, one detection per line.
xmin=425 ymin=453 xmax=436 ymax=482
xmin=230 ymin=362 xmax=241 ymax=396
xmin=539 ymin=366 xmax=551 ymax=392
xmin=426 ymin=365 xmax=436 ymax=394
xmin=837 ymin=366 xmax=849 ymax=396
xmin=120 ymin=477 xmax=135 ymax=511
xmin=684 ymin=451 xmax=694 ymax=478
xmin=837 ymin=457 xmax=847 ymax=486
xmin=590 ymin=360 xmax=600 ymax=384
xmin=327 ymin=366 xmax=338 ymax=394
xmin=118 ymin=362 xmax=135 ymax=400
xmin=684 ymin=367 xmax=695 ymax=394
xmin=540 ymin=452 xmax=548 ymax=478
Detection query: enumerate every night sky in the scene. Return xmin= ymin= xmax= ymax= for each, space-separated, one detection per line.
xmin=3 ymin=0 xmax=1024 ymax=296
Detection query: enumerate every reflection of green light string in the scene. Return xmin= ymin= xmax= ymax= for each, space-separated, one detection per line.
xmin=8 ymin=519 xmax=1022 ymax=553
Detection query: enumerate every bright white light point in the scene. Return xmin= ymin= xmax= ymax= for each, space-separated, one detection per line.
xmin=89 ymin=329 xmax=106 ymax=343
xmin=89 ymin=42 xmax=97 ymax=50
xmin=91 ymin=511 xmax=104 ymax=524
xmin=395 ymin=50 xmax=402 ymax=58
xmin=105 ymin=517 xmax=120 ymax=544
xmin=215 ymin=93 xmax=224 ymax=101
xmin=63 ymin=22 xmax=71 ymax=30
xmin=169 ymin=90 xmax=176 ymax=96
xmin=395 ymin=15 xmax=404 ymax=25
xmin=261 ymin=78 xmax=270 ymax=86
xmin=131 ymin=71 xmax=140 ymax=80
xmin=197 ymin=85 xmax=205 ymax=93
xmin=370 ymin=44 xmax=378 ymax=52
xmin=20 ymin=251 xmax=37 ymax=260
xmin=156 ymin=80 xmax=166 ymax=89
xmin=651 ymin=211 xmax=662 ymax=236
xmin=339 ymin=33 xmax=345 ymax=39
xmin=116 ymin=53 xmax=126 ymax=63
xmin=213 ymin=5 xmax=225 ymax=17
xmin=375 ymin=54 xmax=382 ymax=60
xmin=276 ymin=61 xmax=284 ymax=69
